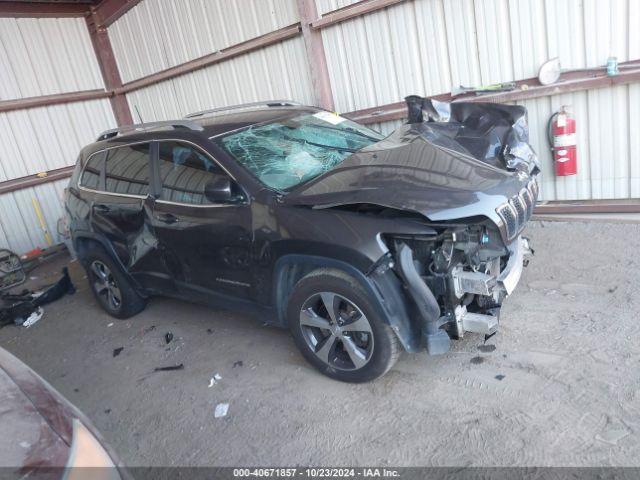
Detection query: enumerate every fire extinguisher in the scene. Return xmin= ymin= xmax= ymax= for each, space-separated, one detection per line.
xmin=547 ymin=106 xmax=577 ymax=176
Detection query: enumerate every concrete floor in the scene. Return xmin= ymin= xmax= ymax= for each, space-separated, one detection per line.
xmin=1 ymin=220 xmax=639 ymax=467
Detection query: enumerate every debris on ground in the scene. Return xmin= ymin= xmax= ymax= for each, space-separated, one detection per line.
xmin=478 ymin=344 xmax=496 ymax=353
xmin=233 ymin=361 xmax=243 ymax=368
xmin=495 ymin=374 xmax=506 ymax=381
xmin=21 ymin=307 xmax=44 ymax=328
xmin=214 ymin=403 xmax=229 ymax=418
xmin=107 ymin=322 xmax=114 ymax=327
xmin=143 ymin=325 xmax=156 ymax=334
xmin=206 ymin=328 xmax=213 ymax=334
xmin=113 ymin=347 xmax=124 ymax=357
xmin=470 ymin=356 xmax=484 ymax=365
xmin=154 ymin=363 xmax=184 ymax=372
xmin=0 ymin=267 xmax=75 ymax=328
xmin=165 ymin=332 xmax=173 ymax=344
xmin=208 ymin=373 xmax=222 ymax=388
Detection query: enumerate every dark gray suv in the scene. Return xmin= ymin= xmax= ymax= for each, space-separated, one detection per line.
xmin=65 ymin=98 xmax=539 ymax=382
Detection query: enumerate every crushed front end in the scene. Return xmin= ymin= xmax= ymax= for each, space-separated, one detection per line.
xmin=384 ymin=213 xmax=534 ymax=355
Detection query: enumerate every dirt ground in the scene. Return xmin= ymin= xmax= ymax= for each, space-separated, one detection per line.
xmin=1 ymin=220 xmax=639 ymax=467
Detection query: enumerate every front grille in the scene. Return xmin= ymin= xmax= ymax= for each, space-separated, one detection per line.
xmin=497 ymin=176 xmax=539 ymax=239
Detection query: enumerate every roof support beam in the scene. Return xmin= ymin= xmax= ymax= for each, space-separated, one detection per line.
xmin=297 ymin=0 xmax=334 ymax=111
xmin=0 ymin=167 xmax=75 ymax=196
xmin=311 ymin=0 xmax=409 ymax=29
xmin=0 ymin=2 xmax=89 ymax=18
xmin=86 ymin=12 xmax=133 ymax=126
xmin=91 ymin=0 xmax=142 ymax=28
xmin=0 ymin=90 xmax=110 ymax=114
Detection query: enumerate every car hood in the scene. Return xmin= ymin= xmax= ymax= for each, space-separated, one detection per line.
xmin=284 ymin=101 xmax=538 ymax=223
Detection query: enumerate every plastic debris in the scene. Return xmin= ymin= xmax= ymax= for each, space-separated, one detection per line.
xmin=22 ymin=307 xmax=43 ymax=328
xmin=233 ymin=361 xmax=243 ymax=368
xmin=214 ymin=403 xmax=229 ymax=418
xmin=107 ymin=322 xmax=114 ymax=327
xmin=165 ymin=332 xmax=173 ymax=344
xmin=154 ymin=363 xmax=184 ymax=372
xmin=113 ymin=347 xmax=124 ymax=357
xmin=208 ymin=373 xmax=222 ymax=388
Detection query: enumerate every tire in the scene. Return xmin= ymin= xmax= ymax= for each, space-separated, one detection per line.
xmin=287 ymin=268 xmax=401 ymax=382
xmin=83 ymin=246 xmax=147 ymax=319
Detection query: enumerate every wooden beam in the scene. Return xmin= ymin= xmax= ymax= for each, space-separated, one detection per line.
xmin=91 ymin=0 xmax=142 ymax=28
xmin=297 ymin=0 xmax=334 ymax=110
xmin=86 ymin=12 xmax=133 ymax=125
xmin=0 ymin=2 xmax=89 ymax=18
xmin=0 ymin=90 xmax=111 ymax=114
xmin=345 ymin=64 xmax=640 ymax=124
xmin=117 ymin=24 xmax=302 ymax=94
xmin=311 ymin=0 xmax=409 ymax=29
xmin=0 ymin=166 xmax=75 ymax=196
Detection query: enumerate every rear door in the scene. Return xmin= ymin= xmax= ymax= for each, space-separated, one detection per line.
xmin=89 ymin=142 xmax=172 ymax=294
xmin=151 ymin=140 xmax=254 ymax=301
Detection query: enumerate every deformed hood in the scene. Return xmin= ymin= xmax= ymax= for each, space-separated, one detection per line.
xmin=285 ymin=100 xmax=538 ymax=224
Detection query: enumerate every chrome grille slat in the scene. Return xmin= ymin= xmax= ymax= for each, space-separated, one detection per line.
xmin=497 ymin=176 xmax=539 ymax=240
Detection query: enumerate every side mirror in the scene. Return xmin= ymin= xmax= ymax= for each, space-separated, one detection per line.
xmin=204 ymin=175 xmax=233 ymax=203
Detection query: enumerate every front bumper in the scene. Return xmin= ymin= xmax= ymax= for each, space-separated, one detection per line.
xmin=498 ymin=236 xmax=532 ymax=295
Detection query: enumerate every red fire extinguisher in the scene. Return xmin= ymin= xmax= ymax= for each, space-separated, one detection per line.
xmin=548 ymin=106 xmax=577 ymax=176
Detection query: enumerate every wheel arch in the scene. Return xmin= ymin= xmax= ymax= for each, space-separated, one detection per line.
xmin=273 ymin=254 xmax=421 ymax=352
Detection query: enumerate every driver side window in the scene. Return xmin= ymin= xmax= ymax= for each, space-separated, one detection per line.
xmin=157 ymin=141 xmax=226 ymax=205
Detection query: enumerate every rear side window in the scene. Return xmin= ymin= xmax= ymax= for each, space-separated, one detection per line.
xmin=157 ymin=141 xmax=224 ymax=205
xmin=105 ymin=143 xmax=151 ymax=196
xmin=80 ymin=151 xmax=105 ymax=190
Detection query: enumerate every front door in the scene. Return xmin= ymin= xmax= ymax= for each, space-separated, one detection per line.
xmin=151 ymin=140 xmax=254 ymax=302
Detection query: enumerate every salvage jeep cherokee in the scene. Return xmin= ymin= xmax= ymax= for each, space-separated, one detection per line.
xmin=65 ymin=97 xmax=539 ymax=382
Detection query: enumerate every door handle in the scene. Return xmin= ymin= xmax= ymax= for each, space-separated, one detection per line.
xmin=155 ymin=213 xmax=180 ymax=224
xmin=93 ymin=204 xmax=110 ymax=213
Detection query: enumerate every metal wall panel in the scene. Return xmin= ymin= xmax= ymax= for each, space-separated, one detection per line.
xmin=108 ymin=0 xmax=300 ymax=83
xmin=0 ymin=17 xmax=104 ymax=100
xmin=125 ymin=36 xmax=315 ymax=120
xmin=316 ymin=0 xmax=361 ymax=16
xmin=0 ymin=178 xmax=68 ymax=254
xmin=0 ymin=99 xmax=116 ymax=180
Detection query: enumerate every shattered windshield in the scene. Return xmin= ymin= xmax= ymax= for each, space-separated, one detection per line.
xmin=214 ymin=111 xmax=384 ymax=190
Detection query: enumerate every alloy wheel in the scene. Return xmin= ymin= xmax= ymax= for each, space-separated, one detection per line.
xmin=299 ymin=292 xmax=374 ymax=371
xmin=90 ymin=261 xmax=122 ymax=311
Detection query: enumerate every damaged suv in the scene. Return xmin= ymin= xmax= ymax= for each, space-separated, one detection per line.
xmin=65 ymin=97 xmax=539 ymax=382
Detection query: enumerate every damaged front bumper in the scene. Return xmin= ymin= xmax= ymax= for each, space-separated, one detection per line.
xmin=394 ymin=235 xmax=532 ymax=355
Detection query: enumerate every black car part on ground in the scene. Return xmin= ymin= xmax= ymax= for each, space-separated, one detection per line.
xmin=0 ymin=268 xmax=76 ymax=328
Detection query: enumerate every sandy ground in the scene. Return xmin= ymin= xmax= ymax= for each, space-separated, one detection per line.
xmin=1 ymin=220 xmax=639 ymax=467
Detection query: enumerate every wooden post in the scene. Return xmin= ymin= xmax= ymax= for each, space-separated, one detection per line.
xmin=296 ymin=0 xmax=335 ymax=111
xmin=86 ymin=11 xmax=133 ymax=126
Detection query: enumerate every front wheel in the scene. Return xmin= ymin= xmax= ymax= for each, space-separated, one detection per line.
xmin=287 ymin=269 xmax=401 ymax=382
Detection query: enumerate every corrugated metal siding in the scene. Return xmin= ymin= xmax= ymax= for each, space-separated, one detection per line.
xmin=0 ymin=99 xmax=116 ymax=254
xmin=0 ymin=17 xmax=104 ymax=100
xmin=108 ymin=0 xmax=300 ymax=83
xmin=316 ymin=0 xmax=361 ymax=16
xmin=0 ymin=179 xmax=68 ymax=254
xmin=125 ymin=36 xmax=315 ymax=120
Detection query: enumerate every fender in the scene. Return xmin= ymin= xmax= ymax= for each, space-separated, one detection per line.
xmin=71 ymin=230 xmax=146 ymax=295
xmin=272 ymin=254 xmax=422 ymax=353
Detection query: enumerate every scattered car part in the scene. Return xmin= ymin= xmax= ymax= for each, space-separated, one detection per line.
xmin=165 ymin=332 xmax=173 ymax=344
xmin=154 ymin=364 xmax=184 ymax=372
xmin=0 ymin=268 xmax=75 ymax=328
xmin=0 ymin=249 xmax=25 ymax=292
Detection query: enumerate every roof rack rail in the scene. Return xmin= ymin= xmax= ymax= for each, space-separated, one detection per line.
xmin=184 ymin=100 xmax=302 ymax=119
xmin=96 ymin=120 xmax=204 ymax=141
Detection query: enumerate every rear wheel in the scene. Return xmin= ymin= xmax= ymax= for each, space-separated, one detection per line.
xmin=84 ymin=247 xmax=146 ymax=319
xmin=287 ymin=269 xmax=400 ymax=382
